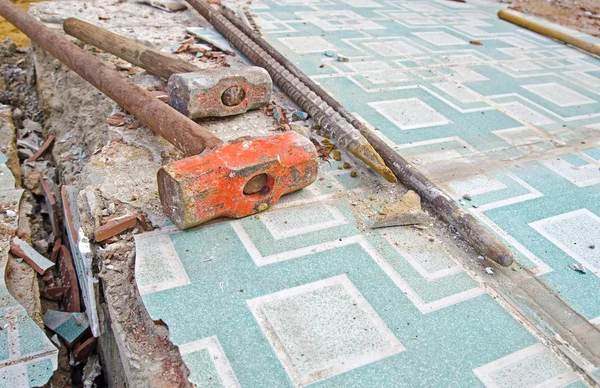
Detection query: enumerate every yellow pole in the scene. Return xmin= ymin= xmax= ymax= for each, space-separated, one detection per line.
xmin=498 ymin=9 xmax=600 ymax=57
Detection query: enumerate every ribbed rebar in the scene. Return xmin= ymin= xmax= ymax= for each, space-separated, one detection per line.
xmin=185 ymin=0 xmax=397 ymax=183
xmin=216 ymin=3 xmax=515 ymax=267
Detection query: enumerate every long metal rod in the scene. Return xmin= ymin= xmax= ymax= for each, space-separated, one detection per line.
xmin=498 ymin=10 xmax=600 ymax=56
xmin=184 ymin=0 xmax=397 ymax=184
xmin=219 ymin=5 xmax=514 ymax=266
xmin=0 ymin=0 xmax=222 ymax=156
xmin=63 ymin=17 xmax=201 ymax=80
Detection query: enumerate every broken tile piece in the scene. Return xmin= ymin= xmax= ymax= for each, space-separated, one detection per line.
xmin=44 ymin=310 xmax=89 ymax=345
xmin=273 ymin=106 xmax=285 ymax=124
xmin=141 ymin=0 xmax=187 ymax=12
xmin=39 ymin=176 xmax=60 ymax=238
xmin=40 ymin=286 xmax=70 ymax=302
xmin=62 ymin=186 xmax=99 ymax=335
xmin=25 ymin=135 xmax=55 ymax=163
xmin=186 ymin=27 xmax=234 ymax=52
xmin=73 ymin=337 xmax=97 ymax=362
xmin=94 ymin=214 xmax=138 ymax=242
xmin=570 ymin=263 xmax=586 ymax=274
xmin=292 ymin=111 xmax=308 ymax=121
xmin=50 ymin=238 xmax=61 ymax=262
xmin=10 ymin=237 xmax=55 ymax=275
xmin=58 ymin=245 xmax=81 ymax=313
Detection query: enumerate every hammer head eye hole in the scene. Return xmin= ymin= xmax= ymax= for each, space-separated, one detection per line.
xmin=243 ymin=173 xmax=272 ymax=196
xmin=221 ymin=86 xmax=246 ymax=107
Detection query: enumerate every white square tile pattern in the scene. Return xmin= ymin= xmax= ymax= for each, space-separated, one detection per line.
xmin=529 ymin=209 xmax=600 ymax=275
xmin=522 ymin=82 xmax=595 ymax=107
xmin=134 ymin=227 xmax=190 ymax=296
xmin=499 ymin=102 xmax=554 ymax=125
xmin=278 ymin=36 xmax=337 ymax=53
xmin=413 ymin=31 xmax=468 ymax=46
xmin=369 ymin=98 xmax=451 ymax=130
xmin=473 ymin=343 xmax=579 ymax=387
xmin=247 ymin=275 xmax=404 ymax=387
xmin=260 ymin=203 xmax=348 ymax=240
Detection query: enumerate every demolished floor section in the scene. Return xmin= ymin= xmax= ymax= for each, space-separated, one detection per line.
xmin=24 ymin=0 xmax=600 ymax=386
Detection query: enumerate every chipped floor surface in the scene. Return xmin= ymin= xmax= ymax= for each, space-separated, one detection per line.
xmin=0 ymin=107 xmax=58 ymax=387
xmin=24 ymin=0 xmax=600 ymax=386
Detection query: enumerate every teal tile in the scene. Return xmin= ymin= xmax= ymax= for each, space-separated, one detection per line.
xmin=133 ymin=0 xmax=594 ymax=385
xmin=182 ymin=349 xmax=224 ymax=387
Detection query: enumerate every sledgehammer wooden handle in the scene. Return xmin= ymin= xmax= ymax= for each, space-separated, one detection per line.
xmin=63 ymin=17 xmax=201 ymax=80
xmin=0 ymin=0 xmax=222 ymax=156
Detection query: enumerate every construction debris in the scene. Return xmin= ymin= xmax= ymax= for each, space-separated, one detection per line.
xmin=94 ymin=214 xmax=138 ymax=242
xmin=44 ymin=310 xmax=90 ymax=345
xmin=10 ymin=236 xmax=55 ymax=275
xmin=186 ymin=26 xmax=234 ymax=52
xmin=39 ymin=175 xmax=60 ymax=237
xmin=337 ymin=54 xmax=349 ymax=62
xmin=369 ymin=190 xmax=429 ymax=229
xmin=570 ymin=263 xmax=587 ymax=274
xmin=141 ymin=0 xmax=187 ymax=12
xmin=24 ymin=134 xmax=54 ymax=163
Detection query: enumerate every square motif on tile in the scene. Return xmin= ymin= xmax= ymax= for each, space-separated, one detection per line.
xmin=499 ymin=102 xmax=554 ymax=126
xmin=134 ymin=229 xmax=191 ymax=295
xmin=413 ymin=31 xmax=467 ymax=46
xmin=474 ymin=343 xmax=580 ymax=387
xmin=247 ymin=275 xmax=404 ymax=387
xmin=529 ymin=209 xmax=600 ymax=275
xmin=278 ymin=36 xmax=337 ymax=54
xmin=522 ymin=82 xmax=595 ymax=107
xmin=369 ymin=98 xmax=451 ymax=130
xmin=260 ymin=203 xmax=348 ymax=239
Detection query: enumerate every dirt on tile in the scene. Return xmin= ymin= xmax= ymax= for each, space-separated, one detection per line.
xmin=510 ymin=0 xmax=600 ymax=37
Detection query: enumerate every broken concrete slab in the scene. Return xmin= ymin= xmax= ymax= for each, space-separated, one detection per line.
xmin=0 ymin=104 xmax=20 ymax=185
xmin=44 ymin=310 xmax=90 ymax=345
xmin=10 ymin=237 xmax=55 ymax=275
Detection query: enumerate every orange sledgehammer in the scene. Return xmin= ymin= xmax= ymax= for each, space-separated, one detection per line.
xmin=0 ymin=0 xmax=318 ymax=229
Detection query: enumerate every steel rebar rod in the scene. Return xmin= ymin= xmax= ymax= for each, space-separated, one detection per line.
xmin=218 ymin=5 xmax=514 ymax=266
xmin=184 ymin=0 xmax=397 ymax=183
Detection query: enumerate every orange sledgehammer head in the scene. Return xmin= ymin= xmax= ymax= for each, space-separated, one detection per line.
xmin=157 ymin=131 xmax=319 ymax=229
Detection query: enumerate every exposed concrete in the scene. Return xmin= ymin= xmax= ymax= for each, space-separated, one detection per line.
xmin=26 ymin=0 xmax=296 ymax=385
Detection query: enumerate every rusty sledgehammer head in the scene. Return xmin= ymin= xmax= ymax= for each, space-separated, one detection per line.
xmin=168 ymin=66 xmax=272 ymax=119
xmin=158 ymin=131 xmax=318 ymax=229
